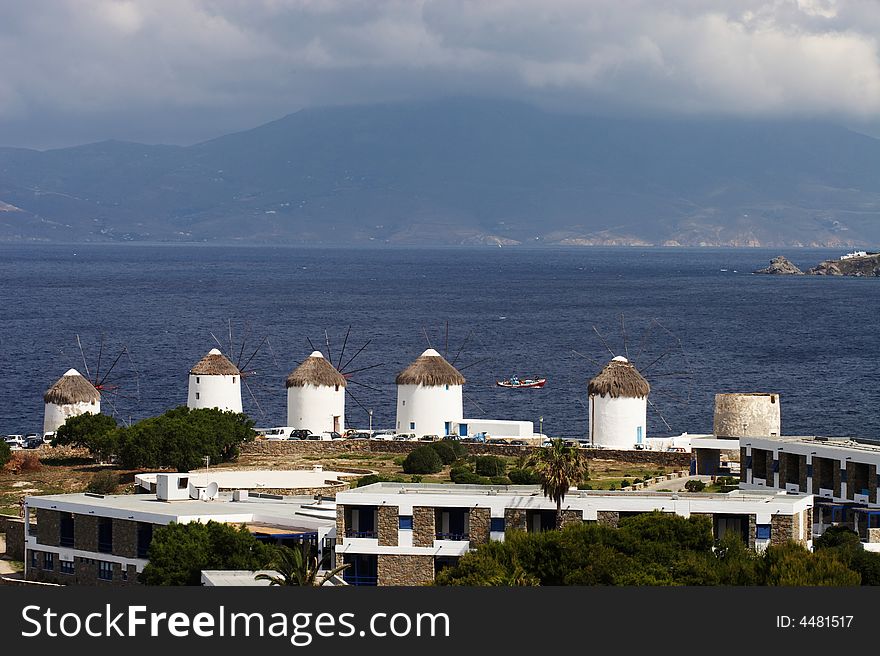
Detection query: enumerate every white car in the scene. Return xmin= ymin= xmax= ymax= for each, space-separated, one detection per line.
xmin=371 ymin=432 xmax=395 ymax=441
xmin=5 ymin=435 xmax=25 ymax=449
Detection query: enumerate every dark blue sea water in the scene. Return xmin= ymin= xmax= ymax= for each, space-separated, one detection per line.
xmin=0 ymin=245 xmax=877 ymax=440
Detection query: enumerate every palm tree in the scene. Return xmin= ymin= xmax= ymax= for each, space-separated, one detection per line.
xmin=529 ymin=438 xmax=588 ymax=529
xmin=255 ymin=546 xmax=349 ymax=586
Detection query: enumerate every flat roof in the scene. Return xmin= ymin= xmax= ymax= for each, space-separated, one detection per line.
xmin=136 ymin=468 xmax=361 ymax=490
xmin=26 ymin=492 xmax=335 ymax=530
xmin=743 ymin=435 xmax=880 ymax=454
xmin=341 ymin=482 xmax=807 ymax=503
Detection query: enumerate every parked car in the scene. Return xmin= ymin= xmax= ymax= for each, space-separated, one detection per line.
xmin=371 ymin=432 xmax=396 ymax=441
xmin=321 ymin=431 xmax=343 ymax=441
xmin=348 ymin=432 xmax=372 ymax=440
xmin=5 ymin=435 xmax=25 ymax=449
xmin=24 ymin=435 xmax=44 ymax=449
xmin=289 ymin=429 xmax=311 ymax=440
xmin=509 ymin=439 xmax=527 ymax=446
xmin=305 ymin=434 xmax=329 ymax=441
xmin=418 ymin=434 xmax=440 ymax=442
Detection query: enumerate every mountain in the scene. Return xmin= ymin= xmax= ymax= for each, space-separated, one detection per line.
xmin=2 ymin=98 xmax=880 ymax=246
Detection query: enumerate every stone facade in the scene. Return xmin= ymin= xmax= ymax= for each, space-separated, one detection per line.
xmin=504 ymin=508 xmax=527 ymax=532
xmin=739 ymin=447 xmax=748 ymax=483
xmin=377 ymin=505 xmax=399 ymax=547
xmin=26 ymin=550 xmax=139 ymax=586
xmin=412 ymin=506 xmax=435 ymax=547
xmin=377 ymin=554 xmax=434 ymax=586
xmin=833 ymin=465 xmax=842 ymax=498
xmin=335 ymin=505 xmax=345 ymax=545
xmin=468 ymin=508 xmax=490 ymax=546
xmin=747 ymin=514 xmax=756 ymax=549
xmin=35 ymin=508 xmax=60 ymax=548
xmin=111 ymin=519 xmax=139 ymax=558
xmin=242 ymin=439 xmax=690 ymax=467
xmin=770 ymin=514 xmax=796 ymax=545
xmin=870 ymin=465 xmax=878 ymax=504
xmin=597 ymin=511 xmax=619 ymax=527
xmin=4 ymin=517 xmax=25 ymax=561
xmin=559 ymin=509 xmax=583 ymax=528
xmin=74 ymin=515 xmax=98 ymax=552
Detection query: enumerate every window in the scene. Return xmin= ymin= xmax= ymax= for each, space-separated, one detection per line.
xmin=636 ymin=426 xmax=643 ymax=443
xmin=399 ymin=516 xmax=413 ymax=530
xmin=177 ymin=477 xmax=188 ymax=489
xmin=195 ymin=392 xmax=200 ymax=400
xmin=490 ymin=517 xmax=505 ymax=533
xmin=30 ymin=551 xmax=38 ymax=568
xmin=410 ymin=422 xmax=415 ymax=430
xmin=756 ymin=524 xmax=771 ymax=540
xmin=196 ymin=377 xmax=200 ymax=384
xmin=232 ymin=376 xmax=236 ymax=383
xmin=97 ymin=561 xmax=113 ymax=581
xmin=60 ymin=560 xmax=74 ymax=575
xmin=445 ymin=384 xmax=449 ymax=390
xmin=98 ymin=517 xmax=113 ymax=554
xmin=59 ymin=512 xmax=74 ymax=548
xmin=335 ymin=385 xmax=339 ymax=392
xmin=43 ymin=552 xmax=54 ymax=571
xmin=137 ymin=523 xmax=153 ymax=559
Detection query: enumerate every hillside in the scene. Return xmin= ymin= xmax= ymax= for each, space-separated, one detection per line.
xmin=2 ymin=98 xmax=880 ymax=246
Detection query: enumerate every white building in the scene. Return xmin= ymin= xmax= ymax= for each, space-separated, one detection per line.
xmin=395 ymin=348 xmax=464 ymax=437
xmin=43 ymin=368 xmax=101 ymax=434
xmin=587 ymin=356 xmax=649 ymax=449
xmin=334 ymin=483 xmax=813 ymax=585
xmin=23 ymin=473 xmax=336 ymax=586
xmin=187 ymin=348 xmax=242 ymax=413
xmin=286 ymin=351 xmax=346 ymax=434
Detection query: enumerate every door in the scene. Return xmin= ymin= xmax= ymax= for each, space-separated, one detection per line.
xmin=333 ymin=416 xmax=340 ymax=433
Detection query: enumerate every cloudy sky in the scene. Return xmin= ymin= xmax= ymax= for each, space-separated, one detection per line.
xmin=2 ymin=0 xmax=880 ymax=148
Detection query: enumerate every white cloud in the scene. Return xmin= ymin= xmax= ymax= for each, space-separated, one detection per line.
xmin=2 ymin=0 xmax=880 ymax=145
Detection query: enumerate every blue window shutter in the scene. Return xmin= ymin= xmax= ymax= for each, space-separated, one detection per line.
xmin=399 ymin=516 xmax=413 ymax=530
xmin=490 ymin=517 xmax=505 ymax=532
xmin=756 ymin=524 xmax=771 ymax=540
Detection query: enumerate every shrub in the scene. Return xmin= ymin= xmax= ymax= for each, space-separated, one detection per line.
xmin=577 ymin=483 xmax=593 ymax=490
xmin=356 ymin=474 xmax=382 ymax=487
xmin=53 ymin=413 xmax=119 ymax=460
xmin=410 ymin=475 xmax=423 ymax=483
xmin=620 ymin=479 xmax=631 ymax=488
xmin=475 ymin=455 xmax=505 ymax=477
xmin=402 ymin=446 xmax=443 ymax=474
xmin=508 ymin=468 xmax=541 ymax=485
xmin=86 ymin=469 xmax=119 ymax=494
xmin=0 ymin=440 xmax=10 ymax=468
xmin=684 ymin=479 xmax=706 ymax=492
xmin=429 ymin=441 xmax=460 ymax=465
xmin=19 ymin=454 xmax=42 ymax=473
xmin=490 ymin=475 xmax=512 ymax=485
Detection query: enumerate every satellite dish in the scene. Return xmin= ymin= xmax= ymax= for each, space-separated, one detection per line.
xmin=205 ymin=482 xmax=219 ymax=500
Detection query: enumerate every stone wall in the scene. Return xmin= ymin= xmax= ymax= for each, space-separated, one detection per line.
xmin=35 ymin=509 xmax=60 ymax=548
xmin=241 ymin=439 xmax=690 ymax=466
xmin=377 ymin=554 xmax=434 ymax=586
xmin=335 ymin=505 xmax=345 ymax=545
xmin=504 ymin=509 xmax=527 ymax=532
xmin=412 ymin=507 xmax=435 ymax=547
xmin=469 ymin=508 xmax=490 ymax=546
xmin=111 ymin=519 xmax=138 ymax=558
xmin=747 ymin=514 xmax=756 ymax=549
xmin=377 ymin=506 xmax=399 ymax=547
xmin=559 ymin=509 xmax=583 ymax=528
xmin=597 ymin=511 xmax=619 ymax=528
xmin=4 ymin=518 xmax=25 ymax=561
xmin=770 ymin=514 xmax=795 ymax=545
xmin=74 ymin=515 xmax=98 ymax=552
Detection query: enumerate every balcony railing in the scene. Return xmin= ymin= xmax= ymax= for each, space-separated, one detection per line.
xmin=343 ymin=574 xmax=378 ymax=587
xmin=345 ymin=529 xmax=377 ymax=539
xmin=435 ymin=532 xmax=470 ymax=541
xmin=60 ymin=535 xmax=74 ymax=548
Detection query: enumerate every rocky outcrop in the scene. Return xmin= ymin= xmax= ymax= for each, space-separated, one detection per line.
xmin=807 ymin=253 xmax=880 ymax=276
xmin=754 ymin=256 xmax=803 ymax=275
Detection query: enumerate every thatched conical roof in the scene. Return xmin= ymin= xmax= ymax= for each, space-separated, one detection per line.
xmin=396 ymin=348 xmax=466 ymax=387
xmin=44 ymin=369 xmax=100 ymax=405
xmin=190 ymin=348 xmax=240 ymax=376
xmin=286 ymin=351 xmax=347 ymax=389
xmin=588 ymin=356 xmax=650 ymax=399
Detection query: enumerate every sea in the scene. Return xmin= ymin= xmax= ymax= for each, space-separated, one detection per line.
xmin=0 ymin=244 xmax=877 ymax=440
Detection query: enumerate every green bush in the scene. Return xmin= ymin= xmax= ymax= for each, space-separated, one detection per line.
xmin=0 ymin=440 xmax=10 ymax=468
xmin=684 ymin=479 xmax=706 ymax=492
xmin=620 ymin=479 xmax=631 ymax=488
xmin=508 ymin=468 xmax=541 ymax=485
xmin=356 ymin=474 xmax=382 ymax=487
xmin=429 ymin=441 xmax=460 ymax=465
xmin=490 ymin=475 xmax=512 ymax=485
xmin=475 ymin=455 xmax=506 ymax=477
xmin=86 ymin=469 xmax=119 ymax=494
xmin=53 ymin=413 xmax=119 ymax=460
xmin=577 ymin=483 xmax=593 ymax=490
xmin=402 ymin=446 xmax=443 ymax=474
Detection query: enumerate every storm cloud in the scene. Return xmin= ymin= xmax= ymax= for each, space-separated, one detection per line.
xmin=2 ymin=0 xmax=879 ymax=147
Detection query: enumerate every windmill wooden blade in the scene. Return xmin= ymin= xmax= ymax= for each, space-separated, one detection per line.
xmin=337 ymin=325 xmax=352 ymax=370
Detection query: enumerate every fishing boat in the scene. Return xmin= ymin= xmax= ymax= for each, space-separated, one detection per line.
xmin=496 ymin=376 xmax=546 ymax=389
